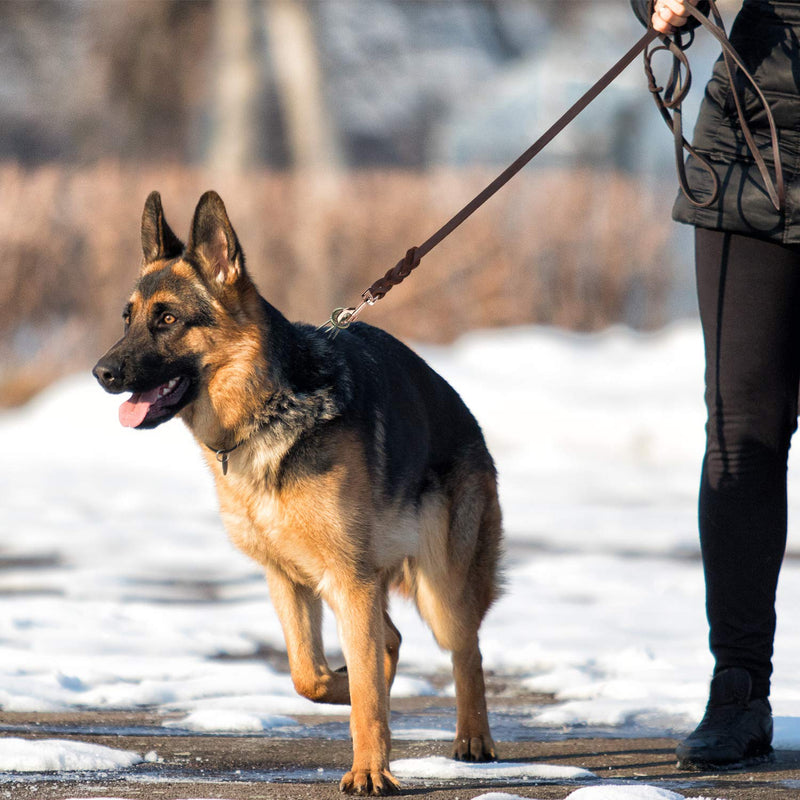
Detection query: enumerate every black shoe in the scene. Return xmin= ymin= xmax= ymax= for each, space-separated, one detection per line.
xmin=676 ymin=667 xmax=774 ymax=770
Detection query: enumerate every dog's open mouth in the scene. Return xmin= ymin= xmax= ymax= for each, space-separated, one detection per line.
xmin=119 ymin=377 xmax=191 ymax=429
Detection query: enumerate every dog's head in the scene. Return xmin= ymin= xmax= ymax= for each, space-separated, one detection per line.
xmin=93 ymin=191 xmax=263 ymax=430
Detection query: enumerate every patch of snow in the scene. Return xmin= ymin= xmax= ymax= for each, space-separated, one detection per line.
xmin=472 ymin=790 xmax=729 ymax=800
xmin=389 ymin=755 xmax=595 ymax=781
xmin=0 ymin=738 xmax=143 ymax=772
xmin=164 ymin=709 xmax=297 ymax=732
xmin=3 ymin=323 xmax=800 ymax=747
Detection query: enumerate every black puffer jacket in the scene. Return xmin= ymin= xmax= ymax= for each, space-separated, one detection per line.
xmin=632 ymin=0 xmax=800 ymax=244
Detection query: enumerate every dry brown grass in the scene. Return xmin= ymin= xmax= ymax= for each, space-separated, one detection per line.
xmin=0 ymin=161 xmax=674 ymax=406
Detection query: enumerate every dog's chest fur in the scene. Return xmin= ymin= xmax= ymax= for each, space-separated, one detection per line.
xmin=202 ymin=426 xmax=375 ymax=586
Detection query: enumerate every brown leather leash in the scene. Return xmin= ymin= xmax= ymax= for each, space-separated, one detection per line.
xmin=643 ymin=0 xmax=784 ymax=212
xmin=326 ymin=1 xmax=784 ymax=332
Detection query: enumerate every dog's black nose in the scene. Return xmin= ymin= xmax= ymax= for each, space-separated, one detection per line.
xmin=93 ymin=360 xmax=122 ymax=392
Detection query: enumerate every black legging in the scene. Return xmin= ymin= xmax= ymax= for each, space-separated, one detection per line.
xmin=696 ymin=228 xmax=800 ymax=699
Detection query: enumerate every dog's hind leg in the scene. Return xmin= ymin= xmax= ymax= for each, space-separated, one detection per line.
xmin=451 ymin=636 xmax=495 ymax=761
xmin=414 ymin=574 xmax=496 ymax=761
xmin=417 ymin=586 xmax=496 ymax=761
xmin=451 ymin=483 xmax=500 ymax=762
xmin=265 ymin=563 xmax=350 ymax=704
xmin=414 ymin=469 xmax=501 ymax=762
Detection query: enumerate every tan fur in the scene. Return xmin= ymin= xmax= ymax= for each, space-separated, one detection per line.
xmin=139 ymin=258 xmax=172 ymax=277
xmin=96 ymin=191 xmax=502 ymax=796
xmin=190 ymin=300 xmax=498 ymax=792
xmin=180 ymin=314 xmax=271 ymax=449
xmin=128 ymin=291 xmax=143 ymax=310
xmin=201 ymin=414 xmax=500 ymax=789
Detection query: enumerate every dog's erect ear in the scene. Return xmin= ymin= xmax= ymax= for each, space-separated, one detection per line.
xmin=187 ymin=191 xmax=245 ymax=286
xmin=141 ymin=191 xmax=184 ymax=264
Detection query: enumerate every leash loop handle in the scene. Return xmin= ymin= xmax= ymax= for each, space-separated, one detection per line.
xmin=646 ymin=0 xmax=785 ymax=212
xmin=645 ymin=31 xmax=721 ymax=208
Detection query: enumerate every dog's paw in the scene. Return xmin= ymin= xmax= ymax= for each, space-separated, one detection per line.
xmin=452 ymin=734 xmax=496 ymax=762
xmin=339 ymin=768 xmax=400 ymax=796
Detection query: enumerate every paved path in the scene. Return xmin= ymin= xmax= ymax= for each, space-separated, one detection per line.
xmin=3 ymin=708 xmax=800 ymax=800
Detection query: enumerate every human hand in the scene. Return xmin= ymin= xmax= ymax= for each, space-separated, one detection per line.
xmin=651 ymin=0 xmax=700 ymax=34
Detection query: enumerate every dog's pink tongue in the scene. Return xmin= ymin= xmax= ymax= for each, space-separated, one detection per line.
xmin=119 ymin=387 xmax=161 ymax=428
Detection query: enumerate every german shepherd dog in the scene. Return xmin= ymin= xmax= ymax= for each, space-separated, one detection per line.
xmin=93 ymin=191 xmax=503 ymax=795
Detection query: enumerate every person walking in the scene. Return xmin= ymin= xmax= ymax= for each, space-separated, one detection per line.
xmin=631 ymin=0 xmax=800 ymax=770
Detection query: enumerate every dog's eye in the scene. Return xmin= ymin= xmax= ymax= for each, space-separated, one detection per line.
xmin=161 ymin=313 xmax=177 ymax=326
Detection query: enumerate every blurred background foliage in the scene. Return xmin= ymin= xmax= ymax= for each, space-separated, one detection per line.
xmin=0 ymin=0 xmax=732 ymax=405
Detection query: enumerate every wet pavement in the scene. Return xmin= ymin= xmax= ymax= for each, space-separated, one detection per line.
xmin=3 ymin=699 xmax=800 ymax=800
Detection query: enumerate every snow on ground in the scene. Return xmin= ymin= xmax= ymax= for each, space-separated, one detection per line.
xmin=52 ymin=789 xmax=724 ymax=800
xmin=390 ymin=755 xmax=596 ymax=781
xmin=471 ymin=789 xmax=709 ymax=800
xmin=3 ymin=321 xmax=800 ymax=756
xmin=0 ymin=738 xmax=149 ymax=771
xmin=163 ymin=709 xmax=297 ymax=732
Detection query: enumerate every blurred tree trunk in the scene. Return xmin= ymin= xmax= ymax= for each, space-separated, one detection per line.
xmin=264 ymin=0 xmax=341 ymax=171
xmin=208 ymin=0 xmax=260 ymax=172
xmin=264 ymin=0 xmax=342 ymax=321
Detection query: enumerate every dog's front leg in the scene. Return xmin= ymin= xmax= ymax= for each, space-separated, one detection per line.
xmin=266 ymin=563 xmax=350 ymax=704
xmin=330 ymin=580 xmax=399 ymax=796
